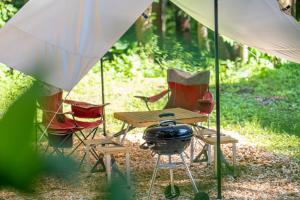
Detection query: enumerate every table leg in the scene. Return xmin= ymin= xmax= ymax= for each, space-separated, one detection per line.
xmin=121 ymin=125 xmax=130 ymax=144
xmin=125 ymin=152 xmax=131 ymax=186
xmin=190 ymin=137 xmax=194 ymax=164
xmin=84 ymin=144 xmax=91 ymax=171
xmin=232 ymin=143 xmax=237 ymax=175
xmin=207 ymin=144 xmax=212 ymax=165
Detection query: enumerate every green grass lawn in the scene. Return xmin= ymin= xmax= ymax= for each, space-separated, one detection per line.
xmin=1 ymin=61 xmax=299 ymax=161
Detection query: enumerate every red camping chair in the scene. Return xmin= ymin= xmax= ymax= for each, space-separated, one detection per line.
xmin=135 ymin=68 xmax=214 ymax=121
xmin=37 ymin=91 xmax=108 ymax=161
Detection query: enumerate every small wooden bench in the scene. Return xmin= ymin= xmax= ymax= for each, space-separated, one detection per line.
xmin=194 ymin=129 xmax=238 ymax=174
xmin=84 ymin=138 xmax=131 ymax=184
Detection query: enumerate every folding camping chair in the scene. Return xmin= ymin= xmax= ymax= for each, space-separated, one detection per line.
xmin=37 ymin=91 xmax=108 ymax=162
xmin=135 ymin=68 xmax=214 ymax=123
xmin=135 ymin=68 xmax=215 ymax=162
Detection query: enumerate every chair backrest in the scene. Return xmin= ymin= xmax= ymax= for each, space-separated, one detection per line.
xmin=165 ymin=69 xmax=211 ymax=113
xmin=70 ymin=104 xmax=103 ymax=118
xmin=37 ymin=91 xmax=63 ymax=124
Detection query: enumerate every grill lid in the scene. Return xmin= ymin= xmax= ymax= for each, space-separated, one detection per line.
xmin=143 ymin=119 xmax=192 ymax=141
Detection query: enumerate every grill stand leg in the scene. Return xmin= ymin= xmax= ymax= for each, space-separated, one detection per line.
xmin=180 ymin=153 xmax=199 ymax=194
xmin=169 ymin=155 xmax=176 ymax=195
xmin=148 ymin=155 xmax=160 ymax=200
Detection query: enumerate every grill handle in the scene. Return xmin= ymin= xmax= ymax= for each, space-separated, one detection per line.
xmin=159 ymin=112 xmax=175 ymax=118
xmin=160 ymin=120 xmax=176 ymax=126
xmin=140 ymin=142 xmax=155 ymax=150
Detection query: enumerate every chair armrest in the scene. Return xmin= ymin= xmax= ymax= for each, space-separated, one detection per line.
xmin=198 ymin=99 xmax=212 ymax=104
xmin=135 ymin=89 xmax=169 ymax=103
xmin=134 ymin=96 xmax=150 ymax=102
xmin=197 ymin=91 xmax=215 ymax=114
xmin=64 ymin=99 xmax=109 ymax=108
xmin=40 ymin=109 xmax=74 ymax=116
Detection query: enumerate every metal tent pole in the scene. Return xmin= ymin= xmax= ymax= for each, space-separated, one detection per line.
xmin=100 ymin=58 xmax=107 ymax=136
xmin=214 ymin=0 xmax=222 ymax=199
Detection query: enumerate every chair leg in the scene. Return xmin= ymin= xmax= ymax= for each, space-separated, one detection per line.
xmin=148 ymin=155 xmax=160 ymax=200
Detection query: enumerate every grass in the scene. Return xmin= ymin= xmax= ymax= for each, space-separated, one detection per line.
xmin=214 ymin=62 xmax=300 ymax=160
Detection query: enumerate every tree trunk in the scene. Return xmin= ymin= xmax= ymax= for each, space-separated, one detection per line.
xmin=240 ymin=45 xmax=249 ymax=63
xmin=219 ymin=37 xmax=231 ymax=60
xmin=197 ymin=23 xmax=210 ymax=52
xmin=135 ymin=6 xmax=152 ymax=44
xmin=153 ymin=0 xmax=167 ymax=47
xmin=175 ymin=7 xmax=191 ymax=43
xmin=279 ymin=0 xmax=296 ymax=15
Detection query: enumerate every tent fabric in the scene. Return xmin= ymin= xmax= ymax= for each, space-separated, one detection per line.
xmin=171 ymin=0 xmax=300 ymax=64
xmin=0 ymin=0 xmax=152 ymax=90
xmin=0 ymin=0 xmax=300 ymax=90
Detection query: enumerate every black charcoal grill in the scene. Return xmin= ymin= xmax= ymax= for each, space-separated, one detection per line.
xmin=141 ymin=117 xmax=192 ymax=155
xmin=141 ymin=113 xmax=204 ymax=200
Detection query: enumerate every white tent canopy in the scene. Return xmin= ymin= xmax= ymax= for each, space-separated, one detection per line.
xmin=0 ymin=0 xmax=299 ymax=90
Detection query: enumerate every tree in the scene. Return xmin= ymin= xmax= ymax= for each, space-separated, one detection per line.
xmin=135 ymin=5 xmax=153 ymax=44
xmin=197 ymin=23 xmax=210 ymax=53
xmin=174 ymin=6 xmax=191 ymax=43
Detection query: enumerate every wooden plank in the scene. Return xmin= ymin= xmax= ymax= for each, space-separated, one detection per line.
xmin=97 ymin=146 xmax=130 ymax=154
xmin=203 ymin=136 xmax=238 ymax=145
xmin=85 ymin=138 xmax=120 ymax=146
xmin=114 ymin=108 xmax=208 ymax=128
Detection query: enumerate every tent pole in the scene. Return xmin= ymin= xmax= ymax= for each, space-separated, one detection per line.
xmin=100 ymin=58 xmax=107 ymax=136
xmin=214 ymin=0 xmax=222 ymax=199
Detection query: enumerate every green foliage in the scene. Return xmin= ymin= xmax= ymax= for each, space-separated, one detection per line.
xmin=0 ymin=65 xmax=33 ymax=114
xmin=0 ymin=1 xmax=17 ymax=27
xmin=0 ymin=81 xmax=77 ymax=191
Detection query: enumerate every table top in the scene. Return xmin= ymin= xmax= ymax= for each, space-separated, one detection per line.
xmin=114 ymin=108 xmax=208 ymax=128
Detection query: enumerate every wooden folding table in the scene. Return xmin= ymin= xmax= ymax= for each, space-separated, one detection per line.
xmin=113 ymin=107 xmax=208 ymax=143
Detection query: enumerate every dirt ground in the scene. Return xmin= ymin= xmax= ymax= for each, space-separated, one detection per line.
xmin=0 ymin=132 xmax=299 ymax=200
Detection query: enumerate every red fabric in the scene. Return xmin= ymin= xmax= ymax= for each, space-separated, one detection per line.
xmin=48 ymin=118 xmax=102 ymax=133
xmin=38 ymin=91 xmax=63 ymax=124
xmin=68 ymin=118 xmax=103 ymax=129
xmin=148 ymin=89 xmax=169 ymax=103
xmin=65 ymin=99 xmax=104 ymax=118
xmin=71 ymin=104 xmax=104 ymax=118
xmin=198 ymin=91 xmax=214 ymax=114
xmin=166 ymin=82 xmax=209 ymax=112
xmin=38 ymin=92 xmax=103 ymax=134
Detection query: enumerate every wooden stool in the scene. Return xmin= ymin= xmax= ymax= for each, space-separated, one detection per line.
xmin=202 ymin=135 xmax=238 ymax=174
xmin=84 ymin=138 xmax=131 ymax=185
xmin=194 ymin=129 xmax=238 ymax=174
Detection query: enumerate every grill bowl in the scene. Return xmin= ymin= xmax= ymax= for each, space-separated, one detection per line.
xmin=143 ymin=120 xmax=193 ymax=155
